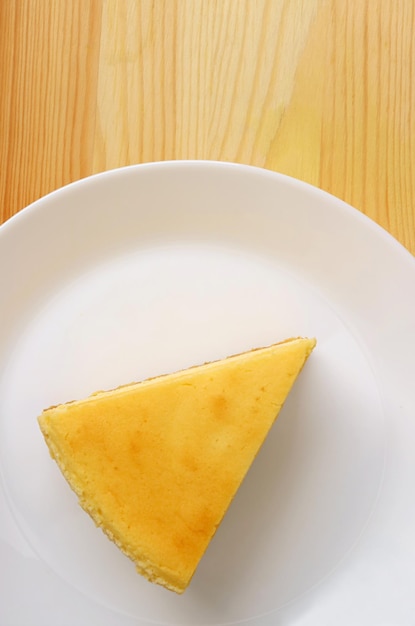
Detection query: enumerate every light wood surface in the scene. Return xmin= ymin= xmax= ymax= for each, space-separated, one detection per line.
xmin=1 ymin=0 xmax=414 ymax=254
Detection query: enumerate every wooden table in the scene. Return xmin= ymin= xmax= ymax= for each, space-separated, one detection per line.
xmin=1 ymin=0 xmax=414 ymax=255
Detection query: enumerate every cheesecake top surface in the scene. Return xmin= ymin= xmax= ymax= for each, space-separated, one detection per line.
xmin=38 ymin=337 xmax=316 ymax=591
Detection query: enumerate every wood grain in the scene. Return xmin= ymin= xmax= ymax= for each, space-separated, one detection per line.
xmin=1 ymin=0 xmax=414 ymax=254
xmin=0 ymin=0 xmax=102 ymax=221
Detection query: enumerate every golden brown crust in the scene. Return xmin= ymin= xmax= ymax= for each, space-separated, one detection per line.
xmin=38 ymin=336 xmax=316 ymax=592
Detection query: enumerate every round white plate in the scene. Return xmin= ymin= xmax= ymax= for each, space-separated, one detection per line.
xmin=1 ymin=161 xmax=415 ymax=626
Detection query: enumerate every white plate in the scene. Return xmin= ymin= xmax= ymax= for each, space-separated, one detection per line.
xmin=1 ymin=161 xmax=415 ymax=626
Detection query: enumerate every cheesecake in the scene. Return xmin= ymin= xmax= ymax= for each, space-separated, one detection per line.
xmin=38 ymin=337 xmax=316 ymax=593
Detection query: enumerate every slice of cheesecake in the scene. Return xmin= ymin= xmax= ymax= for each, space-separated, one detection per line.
xmin=38 ymin=337 xmax=315 ymax=593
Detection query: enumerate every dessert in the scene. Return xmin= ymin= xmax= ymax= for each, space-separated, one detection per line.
xmin=38 ymin=337 xmax=316 ymax=593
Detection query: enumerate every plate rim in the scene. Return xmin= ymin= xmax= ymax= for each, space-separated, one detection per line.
xmin=1 ymin=159 xmax=414 ymax=269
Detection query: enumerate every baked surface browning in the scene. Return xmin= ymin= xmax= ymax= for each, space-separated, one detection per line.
xmin=38 ymin=337 xmax=316 ymax=593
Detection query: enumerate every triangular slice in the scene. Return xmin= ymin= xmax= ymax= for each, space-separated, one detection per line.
xmin=38 ymin=337 xmax=316 ymax=593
